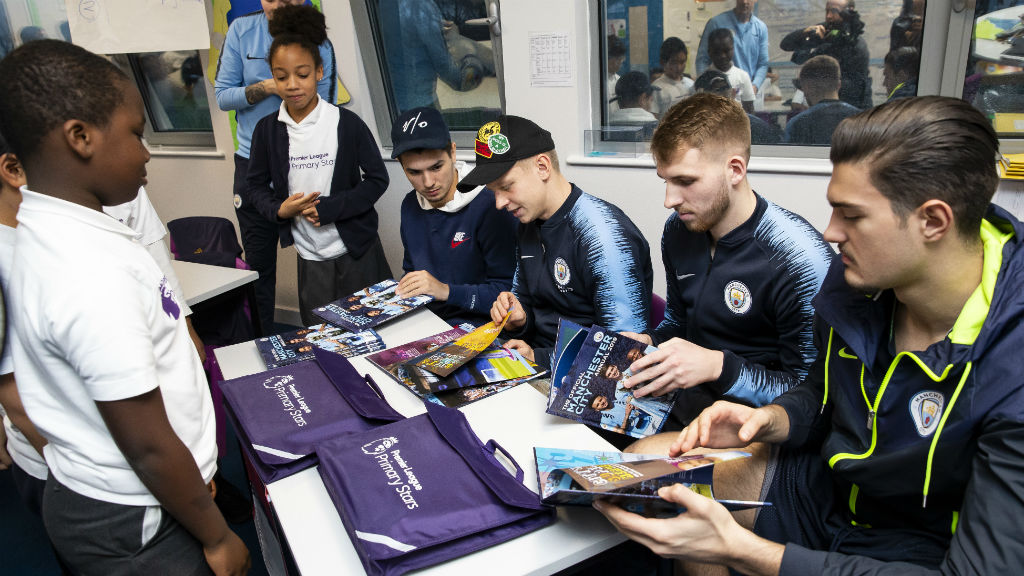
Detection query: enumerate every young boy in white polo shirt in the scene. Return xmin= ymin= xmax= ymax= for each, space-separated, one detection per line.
xmin=0 ymin=40 xmax=249 ymax=575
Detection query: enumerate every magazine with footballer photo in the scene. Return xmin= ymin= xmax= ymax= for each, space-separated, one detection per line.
xmin=255 ymin=324 xmax=385 ymax=369
xmin=312 ymin=279 xmax=433 ymax=332
xmin=411 ymin=310 xmax=513 ymax=377
xmin=534 ymin=447 xmax=768 ymax=517
xmin=546 ymin=325 xmax=677 ymax=439
xmin=402 ymin=344 xmax=541 ymax=394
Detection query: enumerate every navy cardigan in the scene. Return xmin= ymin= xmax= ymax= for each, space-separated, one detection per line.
xmin=245 ymin=105 xmax=389 ymax=259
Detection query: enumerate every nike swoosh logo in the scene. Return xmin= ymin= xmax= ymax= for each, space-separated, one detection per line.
xmin=676 ymin=273 xmax=695 ymax=280
xmin=451 ymin=239 xmax=468 ymax=248
xmin=521 ymin=255 xmax=535 ymax=259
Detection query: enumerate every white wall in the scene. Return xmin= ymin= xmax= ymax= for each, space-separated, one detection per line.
xmin=144 ymin=0 xmax=838 ymax=324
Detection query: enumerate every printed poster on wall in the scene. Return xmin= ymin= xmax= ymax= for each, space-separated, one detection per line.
xmin=64 ymin=0 xmax=210 ymax=54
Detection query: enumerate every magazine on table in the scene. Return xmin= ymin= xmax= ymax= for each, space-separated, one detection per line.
xmin=312 ymin=279 xmax=433 ymax=332
xmin=366 ymin=325 xmax=532 ymax=408
xmin=534 ymin=447 xmax=768 ymax=516
xmin=255 ymin=324 xmax=385 ymax=369
xmin=547 ymin=323 xmax=677 ymax=439
xmin=402 ymin=344 xmax=542 ymax=394
xmin=364 ymin=325 xmax=472 ymax=371
xmin=410 ymin=310 xmax=513 ymax=377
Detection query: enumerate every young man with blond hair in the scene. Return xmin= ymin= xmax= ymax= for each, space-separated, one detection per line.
xmin=460 ymin=115 xmax=653 ymax=368
xmin=623 ymin=93 xmax=833 ymax=444
xmin=600 ymin=96 xmax=1024 ymax=575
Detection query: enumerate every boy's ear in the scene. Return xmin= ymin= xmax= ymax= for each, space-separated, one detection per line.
xmin=61 ymin=119 xmax=96 ymax=160
xmin=0 ymin=153 xmax=26 ymax=191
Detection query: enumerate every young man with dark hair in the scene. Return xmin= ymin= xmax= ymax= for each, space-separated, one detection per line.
xmin=883 ymin=46 xmax=920 ymax=100
xmin=391 ymin=106 xmax=517 ymax=325
xmin=0 ymin=40 xmax=249 ymax=575
xmin=622 ymin=93 xmax=833 ymax=443
xmin=463 ymin=115 xmax=653 ymax=368
xmin=651 ymin=37 xmax=695 ymax=118
xmin=610 ymin=71 xmax=660 ymax=130
xmin=598 ymin=96 xmax=1024 ymax=575
xmin=696 ymin=0 xmax=770 ymax=89
xmin=784 ymin=55 xmax=861 ymax=145
xmin=781 ymin=0 xmax=872 ymax=109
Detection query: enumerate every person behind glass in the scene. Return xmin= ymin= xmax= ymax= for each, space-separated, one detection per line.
xmin=651 ymin=37 xmax=695 ymax=119
xmin=780 ymin=0 xmax=872 ymax=109
xmin=890 ymin=0 xmax=925 ymax=52
xmin=607 ymin=34 xmax=628 ymax=113
xmin=215 ymin=0 xmax=336 ymax=335
xmin=695 ymin=0 xmax=770 ymax=90
xmin=695 ymin=70 xmax=781 ymax=145
xmin=784 ymin=55 xmax=861 ymax=145
xmin=706 ymin=29 xmax=756 ymax=114
xmin=378 ymin=0 xmax=481 ymax=112
xmin=246 ymin=5 xmax=390 ymax=327
xmin=610 ymin=71 xmax=660 ymax=140
xmin=391 ymin=106 xmax=517 ymax=326
xmin=884 ymin=46 xmax=920 ymax=101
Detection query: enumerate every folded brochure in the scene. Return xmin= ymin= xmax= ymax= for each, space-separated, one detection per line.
xmin=547 ymin=321 xmax=677 ymax=439
xmin=312 ymin=279 xmax=433 ymax=332
xmin=535 ymin=447 xmax=768 ymax=516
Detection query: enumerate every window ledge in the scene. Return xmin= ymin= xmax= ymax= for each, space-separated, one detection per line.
xmin=146 ymin=146 xmax=226 ymax=159
xmin=566 ymin=154 xmax=834 ymax=176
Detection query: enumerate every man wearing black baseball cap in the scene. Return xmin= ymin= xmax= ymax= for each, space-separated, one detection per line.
xmin=391 ymin=107 xmax=517 ymax=325
xmin=461 ymin=115 xmax=654 ymax=367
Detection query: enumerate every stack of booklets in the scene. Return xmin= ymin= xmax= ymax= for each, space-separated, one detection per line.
xmin=546 ymin=321 xmax=677 ymax=439
xmin=255 ymin=324 xmax=385 ymax=369
xmin=534 ymin=447 xmax=768 ymax=516
xmin=366 ymin=325 xmax=546 ymax=409
xmin=312 ymin=279 xmax=433 ymax=332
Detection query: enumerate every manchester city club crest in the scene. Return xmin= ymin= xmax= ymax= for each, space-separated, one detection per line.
xmin=909 ymin=390 xmax=945 ymax=437
xmin=553 ymin=257 xmax=571 ymax=286
xmin=724 ymin=280 xmax=751 ymax=314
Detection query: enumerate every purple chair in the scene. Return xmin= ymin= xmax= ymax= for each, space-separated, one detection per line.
xmin=650 ymin=293 xmax=667 ymax=329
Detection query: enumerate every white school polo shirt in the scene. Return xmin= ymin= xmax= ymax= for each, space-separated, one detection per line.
xmin=104 ymin=186 xmax=192 ymax=316
xmin=10 ymin=189 xmax=216 ymax=506
xmin=280 ymin=96 xmax=346 ymax=261
xmin=0 ymin=223 xmax=48 ymax=480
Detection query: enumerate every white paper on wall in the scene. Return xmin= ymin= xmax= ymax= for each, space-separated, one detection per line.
xmin=64 ymin=0 xmax=210 ymax=54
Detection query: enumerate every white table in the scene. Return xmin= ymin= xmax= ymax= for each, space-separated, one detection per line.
xmin=171 ymin=260 xmax=259 ymax=307
xmin=172 ymin=260 xmax=261 ymax=336
xmin=214 ymin=308 xmax=627 ymax=575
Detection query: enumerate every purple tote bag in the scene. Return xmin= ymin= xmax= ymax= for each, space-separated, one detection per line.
xmin=221 ymin=347 xmax=403 ymax=484
xmin=317 ymin=402 xmax=555 ymax=575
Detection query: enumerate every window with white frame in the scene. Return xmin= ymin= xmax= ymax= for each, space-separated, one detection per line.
xmin=596 ymin=0 xmax=1024 ymax=155
xmin=0 ymin=0 xmax=216 ymax=149
xmin=351 ymin=0 xmax=506 ymax=150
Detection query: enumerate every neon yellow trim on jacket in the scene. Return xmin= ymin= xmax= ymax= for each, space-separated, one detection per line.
xmin=922 ymin=363 xmax=972 ymax=508
xmin=948 ymin=220 xmax=1013 ymax=345
xmin=828 ymin=352 xmax=954 ymax=468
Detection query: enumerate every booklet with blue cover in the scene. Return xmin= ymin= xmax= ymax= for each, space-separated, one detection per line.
xmin=312 ymin=279 xmax=433 ymax=332
xmin=255 ymin=324 xmax=385 ymax=369
xmin=534 ymin=447 xmax=768 ymax=517
xmin=546 ymin=323 xmax=677 ymax=438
